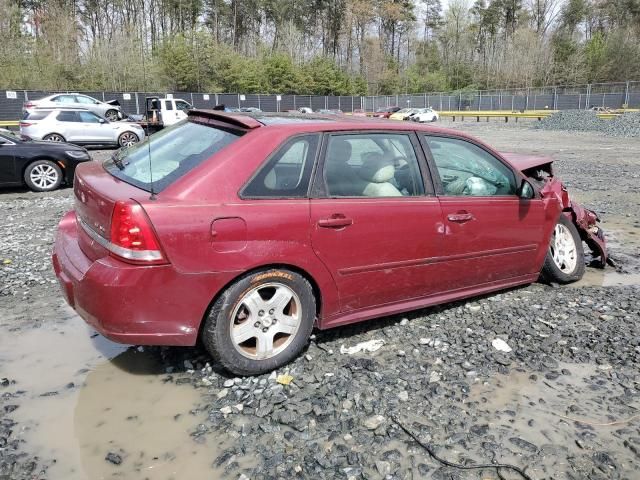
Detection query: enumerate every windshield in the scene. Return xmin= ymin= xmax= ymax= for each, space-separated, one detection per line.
xmin=104 ymin=120 xmax=243 ymax=192
xmin=0 ymin=130 xmax=23 ymax=142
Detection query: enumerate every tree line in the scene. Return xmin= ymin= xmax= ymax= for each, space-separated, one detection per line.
xmin=0 ymin=0 xmax=638 ymax=96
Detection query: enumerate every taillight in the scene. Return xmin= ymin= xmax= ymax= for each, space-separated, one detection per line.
xmin=23 ymin=102 xmax=35 ymax=108
xmin=109 ymin=200 xmax=167 ymax=264
xmin=19 ymin=122 xmax=32 ymax=127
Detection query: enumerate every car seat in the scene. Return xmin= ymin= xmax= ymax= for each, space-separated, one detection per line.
xmin=358 ymin=153 xmax=402 ymax=197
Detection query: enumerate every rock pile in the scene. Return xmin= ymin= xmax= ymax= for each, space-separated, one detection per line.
xmin=537 ymin=110 xmax=640 ymax=137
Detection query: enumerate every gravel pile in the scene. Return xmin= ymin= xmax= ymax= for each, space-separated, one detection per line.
xmin=537 ymin=110 xmax=640 ymax=137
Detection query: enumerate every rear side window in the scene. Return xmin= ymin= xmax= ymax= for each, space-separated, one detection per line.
xmin=241 ymin=134 xmax=319 ymax=198
xmin=104 ymin=120 xmax=242 ymax=193
xmin=164 ymin=101 xmax=174 ymax=110
xmin=25 ymin=111 xmax=51 ymax=120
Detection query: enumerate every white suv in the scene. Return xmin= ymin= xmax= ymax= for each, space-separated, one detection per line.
xmin=20 ymin=108 xmax=145 ymax=147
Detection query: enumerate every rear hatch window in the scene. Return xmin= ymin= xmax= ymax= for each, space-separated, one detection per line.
xmin=104 ymin=120 xmax=243 ymax=192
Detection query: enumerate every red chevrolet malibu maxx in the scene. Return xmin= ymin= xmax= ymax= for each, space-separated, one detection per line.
xmin=52 ymin=111 xmax=607 ymax=375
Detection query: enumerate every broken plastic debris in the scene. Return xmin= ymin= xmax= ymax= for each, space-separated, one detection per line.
xmin=2 ymin=259 xmax=11 ymax=265
xmin=276 ymin=374 xmax=294 ymax=385
xmin=491 ymin=338 xmax=513 ymax=353
xmin=340 ymin=339 xmax=385 ymax=355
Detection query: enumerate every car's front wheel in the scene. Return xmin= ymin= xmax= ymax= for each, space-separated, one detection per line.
xmin=24 ymin=160 xmax=63 ymax=192
xmin=202 ymin=268 xmax=316 ymax=376
xmin=541 ymin=215 xmax=585 ymax=283
xmin=118 ymin=131 xmax=139 ymax=148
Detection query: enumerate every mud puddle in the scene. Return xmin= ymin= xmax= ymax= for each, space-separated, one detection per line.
xmin=0 ymin=311 xmax=238 ymax=479
xmin=466 ymin=362 xmax=640 ymax=477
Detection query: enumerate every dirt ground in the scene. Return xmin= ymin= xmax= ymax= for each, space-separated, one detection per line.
xmin=1 ymin=122 xmax=639 ymax=480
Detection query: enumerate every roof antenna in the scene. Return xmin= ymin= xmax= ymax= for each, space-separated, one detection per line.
xmin=140 ymin=0 xmax=155 ymax=200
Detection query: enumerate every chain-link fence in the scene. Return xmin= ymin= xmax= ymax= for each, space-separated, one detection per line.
xmin=1 ymin=81 xmax=639 ymax=121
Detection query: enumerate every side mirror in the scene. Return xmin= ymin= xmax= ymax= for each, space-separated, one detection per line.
xmin=0 ymin=138 xmax=6 ymax=145
xmin=99 ymin=118 xmax=106 ymax=124
xmin=518 ymin=179 xmax=535 ymax=199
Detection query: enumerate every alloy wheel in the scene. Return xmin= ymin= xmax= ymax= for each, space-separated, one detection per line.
xmin=29 ymin=164 xmax=59 ymax=190
xmin=119 ymin=132 xmax=138 ymax=147
xmin=550 ymin=223 xmax=577 ymax=273
xmin=230 ymin=282 xmax=302 ymax=360
xmin=44 ymin=134 xmax=64 ymax=142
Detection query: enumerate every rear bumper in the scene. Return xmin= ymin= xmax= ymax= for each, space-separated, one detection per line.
xmin=52 ymin=211 xmax=227 ymax=346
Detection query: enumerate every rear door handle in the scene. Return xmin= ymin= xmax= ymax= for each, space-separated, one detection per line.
xmin=447 ymin=212 xmax=474 ymax=223
xmin=318 ymin=215 xmax=353 ymax=228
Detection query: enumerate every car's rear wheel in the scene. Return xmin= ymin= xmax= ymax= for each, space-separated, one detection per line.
xmin=105 ymin=109 xmax=119 ymax=121
xmin=24 ymin=160 xmax=62 ymax=192
xmin=43 ymin=133 xmax=65 ymax=142
xmin=541 ymin=215 xmax=585 ymax=283
xmin=202 ymin=268 xmax=316 ymax=376
xmin=118 ymin=131 xmax=140 ymax=148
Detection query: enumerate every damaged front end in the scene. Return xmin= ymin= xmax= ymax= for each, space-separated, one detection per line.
xmin=519 ymin=158 xmax=608 ymax=268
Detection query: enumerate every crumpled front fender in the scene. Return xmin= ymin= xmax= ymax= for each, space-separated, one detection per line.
xmin=541 ymin=178 xmax=607 ymax=268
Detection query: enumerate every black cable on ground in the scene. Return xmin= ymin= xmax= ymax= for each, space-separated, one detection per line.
xmin=391 ymin=416 xmax=535 ymax=480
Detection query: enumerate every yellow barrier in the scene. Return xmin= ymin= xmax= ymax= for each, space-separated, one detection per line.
xmin=438 ymin=111 xmax=621 ymax=122
xmin=0 ymin=121 xmax=19 ymax=127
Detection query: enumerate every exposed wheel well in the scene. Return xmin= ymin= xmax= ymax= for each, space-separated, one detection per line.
xmin=196 ymin=264 xmax=322 ymax=341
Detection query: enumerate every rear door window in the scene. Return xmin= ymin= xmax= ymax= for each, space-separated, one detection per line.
xmin=56 ymin=111 xmax=78 ymax=122
xmin=104 ymin=120 xmax=242 ymax=193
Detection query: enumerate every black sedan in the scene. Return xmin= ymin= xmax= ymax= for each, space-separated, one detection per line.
xmin=0 ymin=129 xmax=91 ymax=192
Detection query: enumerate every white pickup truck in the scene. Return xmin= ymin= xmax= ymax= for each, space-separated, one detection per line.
xmin=130 ymin=96 xmax=193 ymax=133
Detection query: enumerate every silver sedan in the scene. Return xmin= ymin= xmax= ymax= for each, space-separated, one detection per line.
xmin=20 ymin=108 xmax=145 ymax=147
xmin=23 ymin=93 xmax=124 ymax=121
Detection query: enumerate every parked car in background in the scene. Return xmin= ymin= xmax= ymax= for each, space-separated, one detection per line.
xmin=411 ymin=108 xmax=440 ymax=123
xmin=389 ymin=108 xmax=422 ymax=121
xmin=0 ymin=128 xmax=90 ymax=192
xmin=24 ymin=93 xmax=124 ymax=121
xmin=240 ymin=107 xmax=262 ymax=113
xmin=297 ymin=107 xmax=313 ymax=114
xmin=316 ymin=109 xmax=343 ymax=115
xmin=53 ymin=110 xmax=607 ymax=376
xmin=20 ymin=108 xmax=145 ymax=148
xmin=372 ymin=106 xmax=401 ymax=118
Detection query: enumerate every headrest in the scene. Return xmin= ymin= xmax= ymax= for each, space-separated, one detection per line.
xmin=329 ymin=138 xmax=352 ymax=160
xmin=359 ymin=153 xmax=395 ymax=183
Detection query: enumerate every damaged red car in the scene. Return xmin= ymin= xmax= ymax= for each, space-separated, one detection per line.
xmin=52 ymin=111 xmax=607 ymax=375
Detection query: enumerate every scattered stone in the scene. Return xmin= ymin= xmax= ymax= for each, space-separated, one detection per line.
xmin=105 ymin=452 xmax=122 ymax=465
xmin=363 ymin=415 xmax=385 ymax=430
xmin=491 ymin=338 xmax=513 ymax=353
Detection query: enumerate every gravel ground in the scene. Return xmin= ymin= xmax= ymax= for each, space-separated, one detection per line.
xmin=1 ymin=125 xmax=639 ymax=480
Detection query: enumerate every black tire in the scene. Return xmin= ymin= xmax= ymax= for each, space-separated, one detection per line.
xmin=24 ymin=160 xmax=63 ymax=192
xmin=540 ymin=214 xmax=585 ymax=284
xmin=118 ymin=131 xmax=140 ymax=148
xmin=43 ymin=133 xmax=65 ymax=142
xmin=201 ymin=268 xmax=316 ymax=376
xmin=105 ymin=109 xmax=119 ymax=121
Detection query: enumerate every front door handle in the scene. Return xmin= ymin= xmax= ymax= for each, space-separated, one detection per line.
xmin=447 ymin=212 xmax=474 ymax=223
xmin=318 ymin=214 xmax=353 ymax=229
